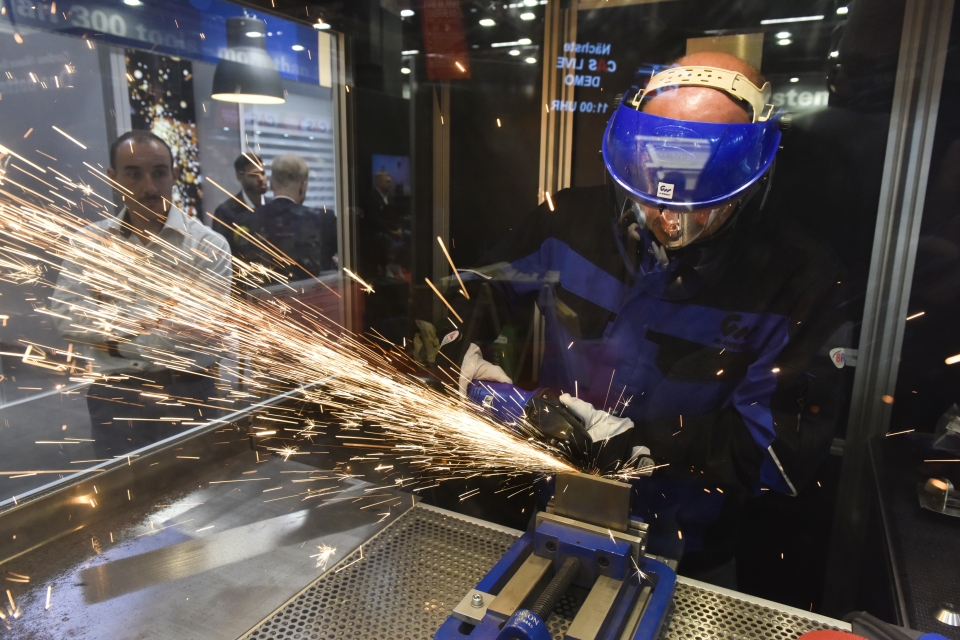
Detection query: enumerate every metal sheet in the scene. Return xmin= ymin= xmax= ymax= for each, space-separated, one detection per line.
xmin=1 ymin=454 xmax=411 ymax=640
xmin=554 ymin=473 xmax=631 ymax=533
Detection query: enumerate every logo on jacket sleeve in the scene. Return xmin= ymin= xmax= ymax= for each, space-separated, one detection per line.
xmin=440 ymin=330 xmax=460 ymax=347
xmin=657 ymin=182 xmax=675 ymax=199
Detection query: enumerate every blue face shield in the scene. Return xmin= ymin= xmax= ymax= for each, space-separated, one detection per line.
xmin=602 ymin=99 xmax=781 ymax=247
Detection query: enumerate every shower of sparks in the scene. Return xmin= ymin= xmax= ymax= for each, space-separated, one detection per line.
xmin=0 ymin=143 xmax=588 ymax=491
xmin=311 ymin=543 xmax=336 ymax=570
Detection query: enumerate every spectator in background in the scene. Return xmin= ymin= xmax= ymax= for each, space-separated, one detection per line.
xmin=256 ymin=154 xmax=337 ymax=279
xmin=374 ymin=169 xmax=393 ymax=209
xmin=210 ymin=153 xmax=267 ymax=264
xmin=51 ymin=131 xmax=231 ymax=459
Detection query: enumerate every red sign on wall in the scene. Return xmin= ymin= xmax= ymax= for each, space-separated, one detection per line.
xmin=421 ymin=0 xmax=472 ymax=80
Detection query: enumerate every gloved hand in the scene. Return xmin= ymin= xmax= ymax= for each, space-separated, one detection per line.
xmin=558 ymin=393 xmax=634 ymax=442
xmin=458 ymin=343 xmax=512 ymax=395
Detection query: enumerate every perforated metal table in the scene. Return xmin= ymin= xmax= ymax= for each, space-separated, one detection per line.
xmin=243 ymin=505 xmax=849 ymax=640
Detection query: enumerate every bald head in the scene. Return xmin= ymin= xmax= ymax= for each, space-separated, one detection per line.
xmin=643 ymin=51 xmax=764 ymax=124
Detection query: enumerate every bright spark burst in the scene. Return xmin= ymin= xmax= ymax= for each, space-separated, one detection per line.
xmin=0 ymin=142 xmax=580 ymax=488
xmin=311 ymin=543 xmax=336 ymax=570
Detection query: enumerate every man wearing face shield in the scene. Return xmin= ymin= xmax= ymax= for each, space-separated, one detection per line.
xmin=440 ymin=52 xmax=847 ymax=586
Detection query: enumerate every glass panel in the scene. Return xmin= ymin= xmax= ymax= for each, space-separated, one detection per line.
xmin=4 ymin=0 xmax=952 ymax=627
xmin=0 ymin=3 xmax=341 ymax=500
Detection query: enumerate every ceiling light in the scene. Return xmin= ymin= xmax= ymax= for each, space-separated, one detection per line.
xmin=212 ymin=17 xmax=285 ymax=105
xmin=776 ymin=31 xmax=791 ymax=38
xmin=491 ymin=39 xmax=530 ymax=47
xmin=523 ymin=0 xmax=538 ymax=5
xmin=790 ymin=77 xmax=799 ymax=83
xmin=836 ymin=6 xmax=849 ymax=14
xmin=291 ymin=44 xmax=305 ymax=52
xmin=509 ymin=49 xmax=520 ymax=56
xmin=122 ymin=0 xmax=142 ymax=5
xmin=245 ymin=31 xmax=263 ymax=38
xmin=401 ymin=67 xmax=411 ymax=74
xmin=402 ymin=49 xmax=420 ymax=55
xmin=761 ymin=15 xmax=824 ymax=24
xmin=313 ymin=20 xmax=331 ymax=30
xmin=778 ymin=38 xmax=792 ymax=45
xmin=829 ymin=50 xmax=840 ymax=58
xmin=525 ymin=57 xmax=537 ymax=64
xmin=400 ymin=9 xmax=414 ymax=17
xmin=520 ymin=12 xmax=535 ymax=20
xmin=479 ymin=18 xmax=496 ymax=26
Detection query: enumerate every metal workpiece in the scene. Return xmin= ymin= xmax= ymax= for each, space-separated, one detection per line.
xmin=553 ymin=473 xmax=632 ymax=533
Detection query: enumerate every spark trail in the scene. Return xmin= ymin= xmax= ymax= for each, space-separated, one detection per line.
xmin=0 ymin=145 xmax=577 ymax=485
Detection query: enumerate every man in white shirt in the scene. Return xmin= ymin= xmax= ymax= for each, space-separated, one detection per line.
xmin=50 ymin=131 xmax=232 ymax=458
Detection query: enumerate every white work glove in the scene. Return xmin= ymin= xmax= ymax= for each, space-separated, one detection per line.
xmin=558 ymin=393 xmax=634 ymax=442
xmin=458 ymin=343 xmax=512 ymax=395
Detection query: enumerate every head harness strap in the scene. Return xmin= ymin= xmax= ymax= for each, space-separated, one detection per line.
xmin=628 ymin=65 xmax=774 ymax=123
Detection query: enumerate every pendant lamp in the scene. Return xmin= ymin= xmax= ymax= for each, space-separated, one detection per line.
xmin=211 ymin=17 xmax=285 ymax=104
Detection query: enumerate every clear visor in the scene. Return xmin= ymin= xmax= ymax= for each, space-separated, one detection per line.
xmin=633 ymin=200 xmax=738 ymax=249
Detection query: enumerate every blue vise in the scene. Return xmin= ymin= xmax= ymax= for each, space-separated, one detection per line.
xmin=435 ymin=473 xmax=676 ymax=640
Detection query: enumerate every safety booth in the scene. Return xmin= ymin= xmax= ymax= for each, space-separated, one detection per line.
xmin=0 ymin=0 xmax=957 ymax=638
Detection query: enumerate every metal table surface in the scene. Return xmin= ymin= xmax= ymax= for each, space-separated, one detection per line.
xmin=246 ymin=505 xmax=849 ymax=640
xmin=1 ymin=451 xmax=413 ymax=639
xmin=0 ymin=444 xmax=848 ymax=640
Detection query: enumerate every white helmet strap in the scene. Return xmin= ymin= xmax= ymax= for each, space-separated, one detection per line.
xmin=630 ymin=65 xmax=774 ymax=123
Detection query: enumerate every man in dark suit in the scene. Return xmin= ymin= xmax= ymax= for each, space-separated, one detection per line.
xmin=210 ymin=153 xmax=267 ymax=263
xmin=256 ymin=154 xmax=337 ymax=279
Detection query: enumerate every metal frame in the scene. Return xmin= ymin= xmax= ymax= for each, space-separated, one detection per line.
xmin=432 ymin=82 xmax=452 ymax=323
xmin=824 ymin=0 xmax=956 ymax=615
xmin=333 ymin=31 xmax=359 ymax=332
xmin=537 ymin=0 xmax=578 ymax=204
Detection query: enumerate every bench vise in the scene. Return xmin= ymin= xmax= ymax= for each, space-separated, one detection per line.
xmin=435 ymin=473 xmax=675 ymax=640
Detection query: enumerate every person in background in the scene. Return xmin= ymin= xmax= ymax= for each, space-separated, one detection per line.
xmin=210 ymin=153 xmax=267 ymax=264
xmin=255 ymin=154 xmax=337 ymax=279
xmin=51 ymin=131 xmax=231 ymax=459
